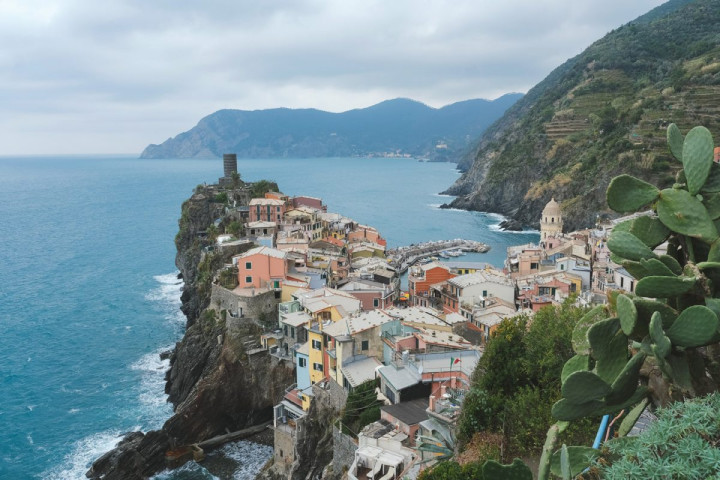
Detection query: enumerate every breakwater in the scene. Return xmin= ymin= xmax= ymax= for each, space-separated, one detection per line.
xmin=387 ymin=239 xmax=490 ymax=273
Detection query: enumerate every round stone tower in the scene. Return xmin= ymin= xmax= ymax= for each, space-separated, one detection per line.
xmin=223 ymin=153 xmax=238 ymax=178
xmin=540 ymin=197 xmax=563 ymax=240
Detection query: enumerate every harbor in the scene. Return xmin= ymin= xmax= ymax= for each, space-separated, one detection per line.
xmin=387 ymin=239 xmax=490 ymax=273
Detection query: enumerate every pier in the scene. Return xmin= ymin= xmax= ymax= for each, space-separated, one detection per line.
xmin=387 ymin=239 xmax=490 ymax=273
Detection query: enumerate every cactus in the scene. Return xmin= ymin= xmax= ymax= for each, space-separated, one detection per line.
xmin=635 ymin=275 xmax=696 ymax=298
xmin=702 ymin=192 xmax=720 ymax=219
xmin=630 ymin=215 xmax=670 ymax=249
xmin=649 ymin=312 xmax=671 ymax=359
xmin=658 ymin=254 xmax=683 ymax=275
xmin=482 ymin=458 xmax=533 ymax=480
xmin=682 ymin=126 xmax=714 ymax=195
xmin=562 ymin=371 xmax=611 ymax=403
xmin=656 ymin=188 xmax=719 ymax=243
xmin=667 ymin=123 xmax=684 ymax=161
xmin=588 ymin=318 xmax=628 ymax=383
xmin=606 ymin=174 xmax=660 ymax=213
xmin=550 ymin=445 xmax=600 ymax=479
xmin=561 ymin=354 xmax=590 ymax=384
xmin=617 ymin=398 xmax=649 ymax=437
xmin=639 ymin=258 xmax=675 ymax=277
xmin=606 ymin=352 xmax=646 ymax=405
xmin=541 ymin=124 xmax=720 ymax=478
xmin=572 ymin=304 xmax=607 ymax=355
xmin=552 ymin=398 xmax=606 ymax=421
xmin=607 ymin=231 xmax=658 ymax=261
xmin=665 ymin=305 xmax=719 ymax=347
xmin=617 ymin=294 xmax=638 ymax=336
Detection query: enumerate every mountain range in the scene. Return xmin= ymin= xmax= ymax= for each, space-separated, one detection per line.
xmin=445 ymin=0 xmax=720 ymax=231
xmin=140 ymin=95 xmax=522 ymax=160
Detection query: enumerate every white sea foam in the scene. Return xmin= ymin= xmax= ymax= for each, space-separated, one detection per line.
xmin=219 ymin=440 xmax=273 ymax=479
xmin=40 ymin=429 xmax=126 ymax=480
xmin=152 ymin=463 xmax=220 ymax=480
xmin=130 ymin=349 xmax=173 ymax=429
xmin=146 ymin=272 xmax=185 ymax=325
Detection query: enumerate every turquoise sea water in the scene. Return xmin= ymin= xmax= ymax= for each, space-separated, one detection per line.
xmin=0 ymin=156 xmax=538 ymax=479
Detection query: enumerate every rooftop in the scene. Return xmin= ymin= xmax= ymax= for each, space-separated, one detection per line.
xmin=449 ymin=270 xmax=513 ymax=289
xmin=323 ymin=310 xmax=394 ymax=337
xmin=381 ymin=398 xmax=429 ymax=426
xmin=236 ymin=246 xmax=287 ymax=260
xmin=282 ymin=311 xmax=312 ymax=327
xmin=249 ymin=198 xmax=285 ymax=206
xmin=341 ymin=356 xmax=383 ymax=388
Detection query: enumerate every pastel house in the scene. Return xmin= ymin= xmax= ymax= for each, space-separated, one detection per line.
xmin=234 ymin=246 xmax=289 ymax=290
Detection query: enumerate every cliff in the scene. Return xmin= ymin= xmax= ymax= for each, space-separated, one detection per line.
xmin=87 ymin=184 xmax=295 ymax=480
xmin=445 ymin=0 xmax=720 ymax=231
xmin=139 ymin=95 xmax=522 ymax=161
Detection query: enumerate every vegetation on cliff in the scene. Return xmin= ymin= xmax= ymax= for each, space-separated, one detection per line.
xmin=455 ymin=301 xmax=594 ymax=461
xmin=447 ymin=0 xmax=720 ymax=231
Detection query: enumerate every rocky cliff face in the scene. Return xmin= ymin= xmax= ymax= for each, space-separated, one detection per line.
xmin=445 ymin=0 xmax=720 ymax=231
xmin=87 ymin=186 xmax=295 ymax=480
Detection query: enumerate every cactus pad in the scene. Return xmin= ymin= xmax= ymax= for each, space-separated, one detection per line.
xmin=552 ymin=398 xmax=605 ymax=421
xmin=608 ymin=231 xmax=658 ymax=261
xmin=682 ymin=126 xmax=714 ymax=195
xmin=572 ymin=305 xmax=607 ymax=355
xmin=588 ymin=318 xmax=628 ymax=383
xmin=561 ymin=354 xmax=590 ymax=384
xmin=657 ymin=188 xmax=719 ymax=243
xmin=649 ymin=311 xmax=671 ymax=358
xmin=550 ymin=446 xmax=599 ymax=479
xmin=562 ymin=371 xmax=611 ymax=403
xmin=606 ymin=175 xmax=660 ymax=213
xmin=606 ymin=351 xmax=646 ymax=405
xmin=667 ymin=123 xmax=684 ymax=161
xmin=639 ymin=258 xmax=674 ymax=277
xmin=630 ymin=215 xmax=670 ymax=249
xmin=617 ymin=294 xmax=638 ymax=335
xmin=666 ymin=305 xmax=719 ymax=347
xmin=635 ymin=275 xmax=696 ymax=298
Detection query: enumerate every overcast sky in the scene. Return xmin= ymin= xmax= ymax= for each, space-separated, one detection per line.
xmin=0 ymin=0 xmax=668 ymax=154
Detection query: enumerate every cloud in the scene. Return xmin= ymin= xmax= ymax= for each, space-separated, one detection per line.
xmin=0 ymin=0 xmax=667 ymax=154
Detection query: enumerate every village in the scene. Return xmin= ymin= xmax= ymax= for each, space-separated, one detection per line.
xmin=202 ymin=155 xmax=645 ymax=480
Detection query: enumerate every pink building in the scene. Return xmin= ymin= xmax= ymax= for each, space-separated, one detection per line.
xmin=249 ymin=198 xmax=286 ymax=223
xmin=347 ymin=225 xmax=387 ymax=247
xmin=234 ymin=246 xmax=289 ymax=289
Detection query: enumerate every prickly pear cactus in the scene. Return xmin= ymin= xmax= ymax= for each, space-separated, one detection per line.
xmin=537 ymin=124 xmax=720 ymax=479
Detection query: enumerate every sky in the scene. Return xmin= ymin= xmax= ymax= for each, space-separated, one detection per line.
xmin=0 ymin=0 xmax=668 ymax=155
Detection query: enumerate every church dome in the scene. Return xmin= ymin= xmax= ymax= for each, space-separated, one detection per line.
xmin=542 ymin=197 xmax=561 ymax=217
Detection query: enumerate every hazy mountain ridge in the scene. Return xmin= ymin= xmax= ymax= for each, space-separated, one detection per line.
xmin=446 ymin=0 xmax=720 ymax=231
xmin=140 ymin=95 xmax=522 ymax=160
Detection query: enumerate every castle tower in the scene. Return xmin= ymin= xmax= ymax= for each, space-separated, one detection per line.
xmin=223 ymin=153 xmax=238 ymax=178
xmin=540 ymin=197 xmax=563 ymax=240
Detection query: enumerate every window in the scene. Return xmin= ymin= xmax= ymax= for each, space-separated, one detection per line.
xmin=482 ymin=290 xmax=487 ymax=297
xmin=361 ymin=340 xmax=369 ymax=351
xmin=312 ymin=339 xmax=322 ymax=350
xmin=284 ymin=325 xmax=288 ymax=336
xmin=245 ymin=276 xmax=252 ymax=283
xmin=298 ymin=357 xmax=306 ymax=368
xmin=373 ymin=298 xmax=379 ymax=307
xmin=245 ymin=262 xmax=252 ymax=269
xmin=290 ymin=327 xmax=296 ymax=338
xmin=313 ymin=362 xmax=323 ymax=372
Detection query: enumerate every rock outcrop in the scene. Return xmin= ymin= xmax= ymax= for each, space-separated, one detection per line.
xmin=87 ymin=185 xmax=295 ymax=480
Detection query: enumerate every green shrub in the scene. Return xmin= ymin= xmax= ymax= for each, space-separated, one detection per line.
xmin=598 ymin=393 xmax=720 ymax=479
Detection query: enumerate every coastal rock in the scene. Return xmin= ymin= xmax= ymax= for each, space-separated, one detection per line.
xmin=497 ymin=219 xmax=524 ymax=231
xmin=88 ymin=186 xmax=295 ymax=479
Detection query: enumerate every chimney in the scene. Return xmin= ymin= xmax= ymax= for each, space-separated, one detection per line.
xmin=429 ymin=395 xmax=436 ymax=411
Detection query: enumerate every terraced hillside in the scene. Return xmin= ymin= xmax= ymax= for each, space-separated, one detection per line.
xmin=447 ymin=0 xmax=720 ymax=231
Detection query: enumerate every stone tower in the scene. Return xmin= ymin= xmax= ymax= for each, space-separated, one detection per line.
xmin=540 ymin=197 xmax=563 ymax=240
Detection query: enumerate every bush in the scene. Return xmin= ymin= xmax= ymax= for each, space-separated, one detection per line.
xmin=597 ymin=394 xmax=720 ymax=479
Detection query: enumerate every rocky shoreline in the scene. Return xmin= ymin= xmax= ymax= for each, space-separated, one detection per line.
xmin=87 ymin=184 xmax=295 ymax=480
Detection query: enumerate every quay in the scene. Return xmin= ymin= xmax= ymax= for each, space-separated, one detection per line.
xmin=387 ymin=239 xmax=490 ymax=273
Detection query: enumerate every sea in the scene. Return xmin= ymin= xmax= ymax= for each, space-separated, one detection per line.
xmin=0 ymin=155 xmax=538 ymax=480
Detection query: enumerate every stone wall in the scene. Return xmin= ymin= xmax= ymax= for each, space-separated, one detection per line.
xmin=332 ymin=425 xmax=358 ymax=475
xmin=211 ymin=283 xmax=279 ymax=323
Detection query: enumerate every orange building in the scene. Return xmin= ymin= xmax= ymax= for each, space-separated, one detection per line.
xmin=408 ymin=262 xmax=455 ymax=306
xmin=249 ymin=198 xmax=286 ymax=223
